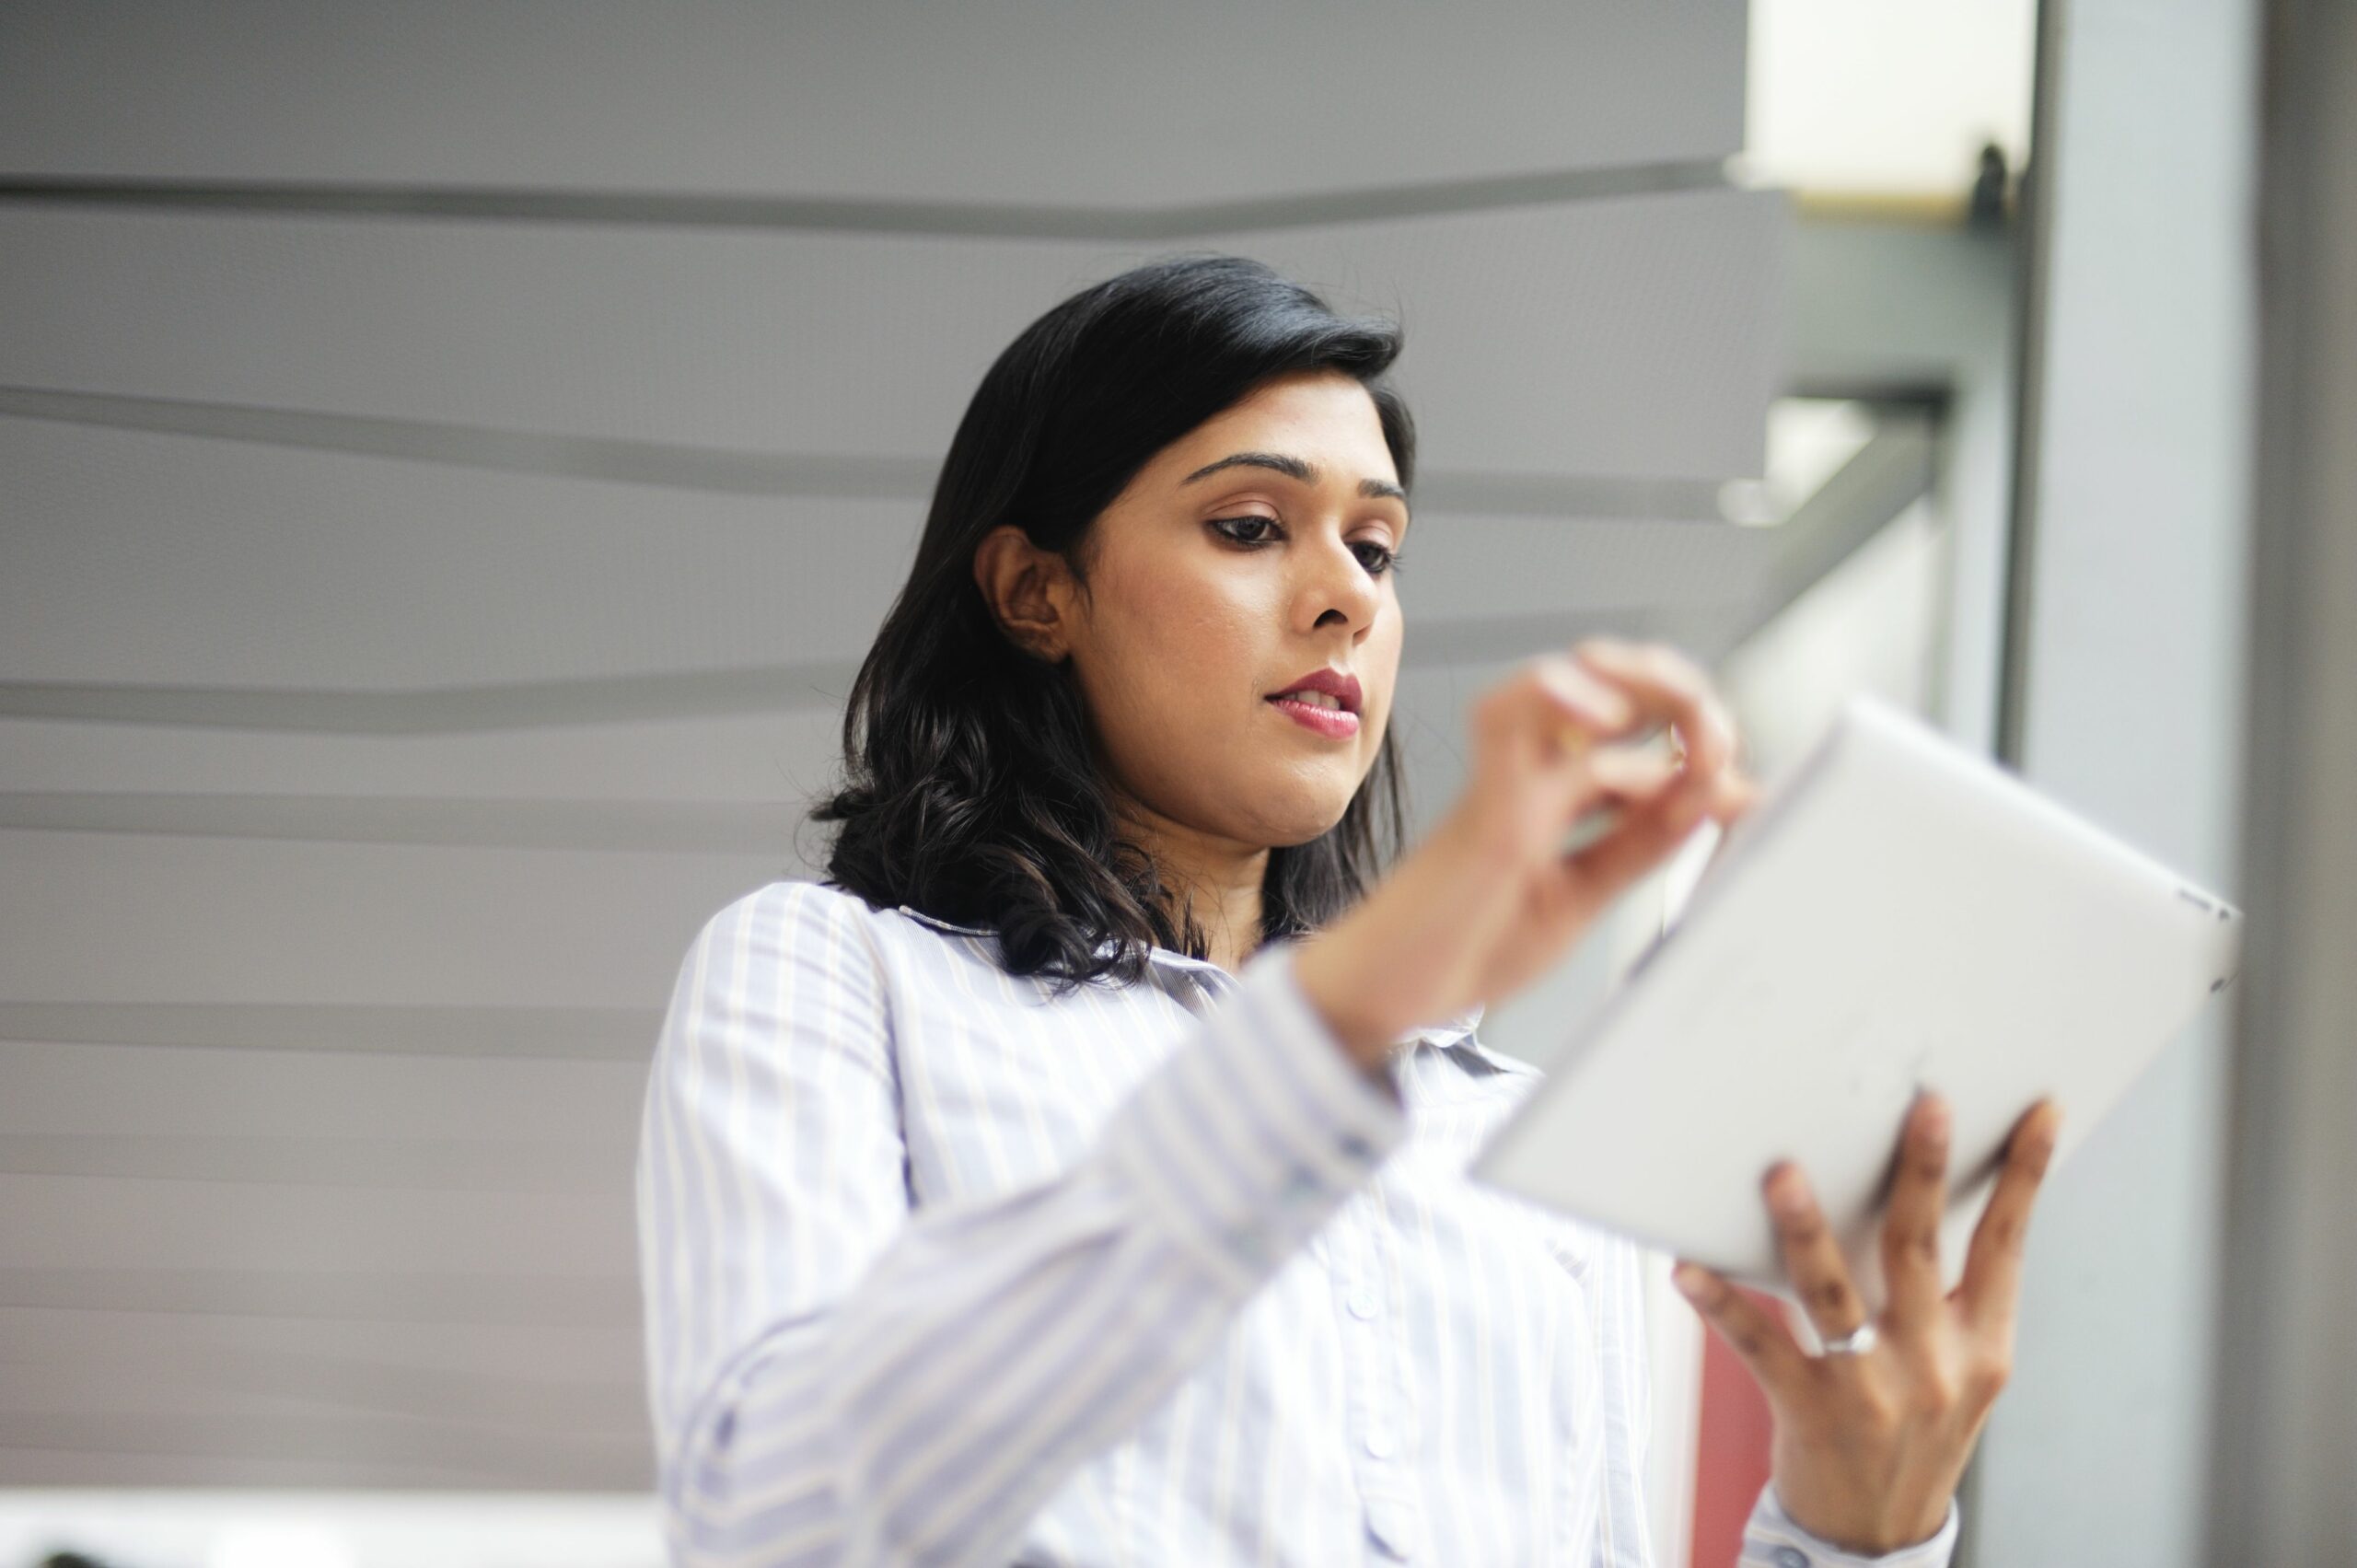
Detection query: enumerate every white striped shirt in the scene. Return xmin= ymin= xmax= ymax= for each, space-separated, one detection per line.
xmin=635 ymin=877 xmax=1959 ymax=1567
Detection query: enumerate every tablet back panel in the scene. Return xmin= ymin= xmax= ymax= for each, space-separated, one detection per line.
xmin=1469 ymin=693 xmax=2242 ymax=1308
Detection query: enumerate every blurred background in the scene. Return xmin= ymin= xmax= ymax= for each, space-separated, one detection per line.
xmin=2 ymin=2 xmax=2350 ymax=1564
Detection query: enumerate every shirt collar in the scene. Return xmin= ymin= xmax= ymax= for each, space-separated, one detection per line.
xmin=890 ymin=902 xmax=1492 ymax=1056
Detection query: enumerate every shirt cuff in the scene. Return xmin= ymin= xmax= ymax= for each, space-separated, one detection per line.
xmin=1743 ymin=1483 xmax=1959 ymax=1568
xmin=1099 ymin=938 xmax=1410 ymax=1296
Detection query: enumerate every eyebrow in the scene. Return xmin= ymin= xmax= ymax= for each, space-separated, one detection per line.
xmin=1179 ymin=450 xmax=1411 ymax=507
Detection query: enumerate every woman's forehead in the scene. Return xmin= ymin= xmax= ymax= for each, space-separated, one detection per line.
xmin=1159 ymin=376 xmax=1399 ymax=485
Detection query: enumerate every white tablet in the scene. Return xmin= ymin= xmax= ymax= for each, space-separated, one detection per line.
xmin=1469 ymin=691 xmax=2244 ymax=1314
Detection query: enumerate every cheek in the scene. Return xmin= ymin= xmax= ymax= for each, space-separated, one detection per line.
xmin=1103 ymin=567 xmax=1269 ymax=714
xmin=1368 ymin=603 xmax=1404 ymax=711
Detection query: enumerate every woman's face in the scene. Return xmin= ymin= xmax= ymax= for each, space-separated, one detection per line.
xmin=1063 ymin=369 xmax=1409 ymax=851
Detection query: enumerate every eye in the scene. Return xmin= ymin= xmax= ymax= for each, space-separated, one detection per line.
xmin=1209 ymin=514 xmax=1281 ymax=547
xmin=1210 ymin=515 xmax=1405 ymax=579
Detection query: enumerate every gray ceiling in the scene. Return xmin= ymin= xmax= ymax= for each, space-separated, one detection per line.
xmin=0 ymin=0 xmax=1838 ymax=1491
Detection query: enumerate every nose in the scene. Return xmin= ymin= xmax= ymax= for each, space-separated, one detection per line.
xmin=1297 ymin=525 xmax=1384 ymax=637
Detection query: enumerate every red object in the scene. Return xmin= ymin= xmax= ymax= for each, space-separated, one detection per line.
xmin=1687 ymin=1287 xmax=1778 ymax=1568
xmin=1265 ymin=666 xmax=1363 ymax=713
xmin=1267 ymin=694 xmax=1363 ymax=738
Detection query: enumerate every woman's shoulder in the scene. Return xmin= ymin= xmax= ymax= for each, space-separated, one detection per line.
xmin=656 ymin=880 xmax=906 ymax=1072
xmin=684 ymin=877 xmax=898 ymax=970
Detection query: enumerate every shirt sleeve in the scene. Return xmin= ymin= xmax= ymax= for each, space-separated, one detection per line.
xmin=634 ymin=880 xmax=1409 ymax=1567
xmin=1736 ymin=1484 xmax=1959 ymax=1568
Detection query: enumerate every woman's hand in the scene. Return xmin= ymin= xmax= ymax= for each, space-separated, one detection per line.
xmin=1295 ymin=635 xmax=1755 ymax=1065
xmin=1671 ymin=1092 xmax=2066 ymax=1554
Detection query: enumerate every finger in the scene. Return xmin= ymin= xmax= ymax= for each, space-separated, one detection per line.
xmin=1878 ymin=1091 xmax=1953 ymax=1338
xmin=1693 ymin=771 xmax=1762 ymax=884
xmin=1558 ymin=726 xmax=1753 ymax=897
xmin=1958 ymin=1098 xmax=2064 ymax=1330
xmin=1562 ymin=762 xmax=1715 ymax=892
xmin=1573 ymin=642 xmax=1749 ymax=843
xmin=1765 ymin=1162 xmax=1873 ymax=1349
xmin=1478 ymin=656 xmax=1638 ymax=778
xmin=1704 ymin=765 xmax=1759 ymax=824
xmin=1581 ymin=744 xmax=1686 ymax=802
xmin=1572 ymin=638 xmax=1739 ymax=782
xmin=1526 ymin=653 xmax=1640 ymax=752
xmin=1672 ymin=1260 xmax=1809 ymax=1391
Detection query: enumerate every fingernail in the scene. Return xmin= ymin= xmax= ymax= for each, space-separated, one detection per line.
xmin=1672 ymin=1261 xmax=1706 ymax=1297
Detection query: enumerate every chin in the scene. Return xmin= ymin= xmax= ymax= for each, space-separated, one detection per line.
xmin=1254 ymin=796 xmax=1357 ymax=849
xmin=1209 ymin=756 xmax=1366 ymax=846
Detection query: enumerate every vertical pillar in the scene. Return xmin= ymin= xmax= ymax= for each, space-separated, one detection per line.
xmin=1964 ymin=0 xmax=2258 ymax=1563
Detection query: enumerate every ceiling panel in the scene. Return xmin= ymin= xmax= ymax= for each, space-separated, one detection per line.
xmin=1 ymin=421 xmax=921 ymax=691
xmin=0 ymin=830 xmax=795 ymax=1007
xmin=0 ymin=1349 xmax=643 ymax=1438
xmin=0 ymin=1132 xmax=618 ymax=1195
xmin=0 ymin=1446 xmax=625 ymax=1491
xmin=0 ymin=1175 xmax=626 ymax=1278
xmin=0 ymin=1 xmax=1742 ymax=204
xmin=0 ymin=710 xmax=843 ymax=803
xmin=0 ymin=1307 xmax=639 ymax=1385
xmin=2 ymin=1311 xmax=642 ymax=1386
xmin=0 ymin=1267 xmax=636 ymax=1327
xmin=0 ymin=1410 xmax=649 ymax=1490
xmin=0 ymin=1041 xmax=643 ymax=1143
xmin=3 ymin=422 xmax=1776 ymax=692
xmin=0 ymin=188 xmax=1781 ymax=483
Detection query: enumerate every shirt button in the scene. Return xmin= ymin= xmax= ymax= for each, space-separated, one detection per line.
xmin=1772 ymin=1548 xmax=1811 ymax=1568
xmin=1347 ymin=1286 xmax=1380 ymax=1320
xmin=1364 ymin=1427 xmax=1396 ymax=1459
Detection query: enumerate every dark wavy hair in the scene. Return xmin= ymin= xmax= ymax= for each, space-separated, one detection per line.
xmin=807 ymin=252 xmax=1416 ymax=993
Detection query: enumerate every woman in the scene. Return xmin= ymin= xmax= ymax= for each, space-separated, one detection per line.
xmin=635 ymin=254 xmax=2060 ymax=1566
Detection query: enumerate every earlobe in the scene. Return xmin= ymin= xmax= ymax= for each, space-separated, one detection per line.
xmin=1002 ymin=612 xmax=1066 ymax=664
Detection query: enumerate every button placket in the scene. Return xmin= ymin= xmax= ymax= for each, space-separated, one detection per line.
xmin=1323 ymin=1197 xmax=1422 ymax=1562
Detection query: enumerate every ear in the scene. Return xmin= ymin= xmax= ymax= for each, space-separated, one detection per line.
xmin=971 ymin=524 xmax=1076 ymax=662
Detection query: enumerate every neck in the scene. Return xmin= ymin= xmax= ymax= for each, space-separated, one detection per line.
xmin=1112 ymin=796 xmax=1270 ymax=975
